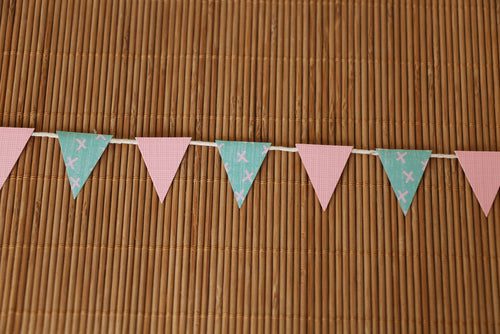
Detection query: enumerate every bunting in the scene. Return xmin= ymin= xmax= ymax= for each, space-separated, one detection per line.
xmin=377 ymin=149 xmax=431 ymax=216
xmin=136 ymin=137 xmax=191 ymax=202
xmin=57 ymin=131 xmax=113 ymax=198
xmin=456 ymin=151 xmax=500 ymax=216
xmin=216 ymin=140 xmax=271 ymax=208
xmin=0 ymin=127 xmax=34 ymax=190
xmin=0 ymin=127 xmax=499 ymax=218
xmin=296 ymin=144 xmax=352 ymax=211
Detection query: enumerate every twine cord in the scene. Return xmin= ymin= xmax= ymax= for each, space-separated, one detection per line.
xmin=31 ymin=131 xmax=458 ymax=159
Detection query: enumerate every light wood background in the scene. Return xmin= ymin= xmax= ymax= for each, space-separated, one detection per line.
xmin=0 ymin=0 xmax=499 ymax=333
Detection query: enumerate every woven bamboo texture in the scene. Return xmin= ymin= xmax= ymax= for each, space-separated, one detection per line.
xmin=1 ymin=0 xmax=500 ymax=332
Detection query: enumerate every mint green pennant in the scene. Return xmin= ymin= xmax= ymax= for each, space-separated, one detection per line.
xmin=216 ymin=140 xmax=271 ymax=208
xmin=377 ymin=149 xmax=431 ymax=216
xmin=57 ymin=131 xmax=113 ymax=198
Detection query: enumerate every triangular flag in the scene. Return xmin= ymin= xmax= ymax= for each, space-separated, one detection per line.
xmin=455 ymin=151 xmax=500 ymax=216
xmin=0 ymin=127 xmax=34 ymax=190
xmin=296 ymin=144 xmax=352 ymax=211
xmin=216 ymin=140 xmax=271 ymax=208
xmin=136 ymin=137 xmax=191 ymax=202
xmin=377 ymin=149 xmax=432 ymax=216
xmin=57 ymin=131 xmax=113 ymax=198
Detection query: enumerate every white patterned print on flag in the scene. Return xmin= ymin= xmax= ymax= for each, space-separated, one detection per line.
xmin=377 ymin=148 xmax=431 ymax=216
xmin=216 ymin=140 xmax=271 ymax=208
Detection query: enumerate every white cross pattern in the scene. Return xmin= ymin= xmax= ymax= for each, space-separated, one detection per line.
xmin=70 ymin=177 xmax=81 ymax=190
xmin=235 ymin=189 xmax=245 ymax=202
xmin=402 ymin=171 xmax=414 ymax=183
xmin=398 ymin=190 xmax=408 ymax=203
xmin=242 ymin=170 xmax=254 ymax=183
xmin=76 ymin=138 xmax=87 ymax=150
xmin=421 ymin=160 xmax=428 ymax=171
xmin=396 ymin=151 xmax=407 ymax=163
xmin=66 ymin=157 xmax=78 ymax=170
xmin=237 ymin=150 xmax=248 ymax=163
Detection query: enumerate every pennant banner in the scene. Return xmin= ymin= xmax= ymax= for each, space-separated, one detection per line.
xmin=136 ymin=137 xmax=191 ymax=202
xmin=57 ymin=131 xmax=113 ymax=198
xmin=456 ymin=151 xmax=500 ymax=217
xmin=296 ymin=144 xmax=352 ymax=211
xmin=0 ymin=127 xmax=34 ymax=190
xmin=216 ymin=140 xmax=271 ymax=208
xmin=2 ymin=127 xmax=500 ymax=217
xmin=377 ymin=149 xmax=431 ymax=216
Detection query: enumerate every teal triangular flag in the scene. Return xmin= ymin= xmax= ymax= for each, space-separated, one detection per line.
xmin=216 ymin=140 xmax=271 ymax=208
xmin=377 ymin=148 xmax=431 ymax=216
xmin=57 ymin=131 xmax=113 ymax=198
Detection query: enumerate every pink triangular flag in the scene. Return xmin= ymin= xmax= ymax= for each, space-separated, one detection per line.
xmin=136 ymin=137 xmax=191 ymax=202
xmin=0 ymin=127 xmax=34 ymax=190
xmin=456 ymin=151 xmax=500 ymax=216
xmin=296 ymin=144 xmax=353 ymax=210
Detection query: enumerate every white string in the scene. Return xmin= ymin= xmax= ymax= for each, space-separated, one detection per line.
xmin=429 ymin=153 xmax=457 ymax=159
xmin=30 ymin=131 xmax=458 ymax=159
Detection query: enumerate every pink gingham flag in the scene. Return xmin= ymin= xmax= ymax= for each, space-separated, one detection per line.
xmin=0 ymin=127 xmax=34 ymax=191
xmin=296 ymin=144 xmax=352 ymax=211
xmin=456 ymin=151 xmax=500 ymax=217
xmin=136 ymin=137 xmax=191 ymax=202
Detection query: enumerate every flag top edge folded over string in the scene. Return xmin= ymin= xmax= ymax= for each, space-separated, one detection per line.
xmin=455 ymin=151 xmax=500 ymax=217
xmin=377 ymin=148 xmax=432 ymax=216
xmin=0 ymin=127 xmax=34 ymax=191
xmin=136 ymin=137 xmax=191 ymax=203
xmin=296 ymin=144 xmax=353 ymax=211
xmin=57 ymin=131 xmax=113 ymax=198
xmin=216 ymin=140 xmax=271 ymax=208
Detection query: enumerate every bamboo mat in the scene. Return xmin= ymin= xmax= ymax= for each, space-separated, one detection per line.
xmin=0 ymin=0 xmax=499 ymax=333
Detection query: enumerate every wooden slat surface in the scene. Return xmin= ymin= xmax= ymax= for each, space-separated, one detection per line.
xmin=0 ymin=0 xmax=499 ymax=332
